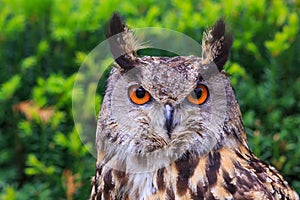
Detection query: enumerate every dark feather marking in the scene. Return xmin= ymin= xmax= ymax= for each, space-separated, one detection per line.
xmin=235 ymin=149 xmax=290 ymax=196
xmin=222 ymin=121 xmax=245 ymax=147
xmin=235 ymin=162 xmax=256 ymax=189
xmin=190 ymin=184 xmax=205 ymax=200
xmin=206 ymin=151 xmax=221 ymax=186
xmin=114 ymin=170 xmax=129 ymax=190
xmin=113 ymin=169 xmax=129 ymax=199
xmin=248 ymin=158 xmax=266 ymax=174
xmin=250 ymin=155 xmax=288 ymax=188
xmin=91 ymin=166 xmax=102 ymax=199
xmin=123 ymin=193 xmax=128 ymax=200
xmin=114 ymin=169 xmax=127 ymax=180
xmin=234 ymin=161 xmax=274 ymax=199
xmin=166 ymin=187 xmax=175 ymax=200
xmin=175 ymin=153 xmax=199 ymax=196
xmin=103 ymin=169 xmax=114 ymax=199
xmin=256 ymin=172 xmax=268 ymax=185
xmin=222 ymin=170 xmax=237 ymax=195
xmin=157 ymin=168 xmax=165 ymax=191
xmin=234 ymin=150 xmax=245 ymax=160
xmin=197 ymin=75 xmax=204 ymax=84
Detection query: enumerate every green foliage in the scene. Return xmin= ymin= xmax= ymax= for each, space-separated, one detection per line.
xmin=25 ymin=154 xmax=55 ymax=176
xmin=0 ymin=75 xmax=21 ymax=102
xmin=0 ymin=0 xmax=299 ymax=198
xmin=0 ymin=186 xmax=16 ymax=200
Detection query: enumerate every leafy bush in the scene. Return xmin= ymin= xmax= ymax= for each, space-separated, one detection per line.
xmin=0 ymin=0 xmax=299 ymax=198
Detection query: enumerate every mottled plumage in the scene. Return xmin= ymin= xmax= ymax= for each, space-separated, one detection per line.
xmin=89 ymin=13 xmax=298 ymax=200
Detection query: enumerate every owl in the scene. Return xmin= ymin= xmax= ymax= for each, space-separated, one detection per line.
xmin=89 ymin=13 xmax=299 ymax=200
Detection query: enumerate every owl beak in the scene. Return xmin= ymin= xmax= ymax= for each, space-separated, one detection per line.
xmin=164 ymin=103 xmax=174 ymax=137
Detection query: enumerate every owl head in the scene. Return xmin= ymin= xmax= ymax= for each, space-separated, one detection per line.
xmin=96 ymin=14 xmax=247 ymax=172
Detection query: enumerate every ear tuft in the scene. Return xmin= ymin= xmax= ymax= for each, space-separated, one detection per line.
xmin=202 ymin=19 xmax=233 ymax=71
xmin=106 ymin=13 xmax=144 ymax=70
xmin=106 ymin=13 xmax=126 ymax=39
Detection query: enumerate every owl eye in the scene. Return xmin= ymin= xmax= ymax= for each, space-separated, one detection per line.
xmin=187 ymin=84 xmax=209 ymax=105
xmin=128 ymin=85 xmax=151 ymax=105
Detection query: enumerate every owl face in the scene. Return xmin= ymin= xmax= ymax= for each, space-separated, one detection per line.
xmin=97 ymin=15 xmax=240 ymax=171
xmin=100 ymin=57 xmax=237 ymax=167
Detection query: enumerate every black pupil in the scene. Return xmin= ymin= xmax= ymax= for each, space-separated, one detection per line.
xmin=192 ymin=87 xmax=203 ymax=99
xmin=136 ymin=87 xmax=146 ymax=98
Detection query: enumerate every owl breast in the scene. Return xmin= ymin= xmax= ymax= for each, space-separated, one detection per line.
xmin=91 ymin=146 xmax=298 ymax=200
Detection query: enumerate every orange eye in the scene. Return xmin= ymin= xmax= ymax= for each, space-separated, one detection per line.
xmin=128 ymin=85 xmax=151 ymax=105
xmin=187 ymin=84 xmax=209 ymax=105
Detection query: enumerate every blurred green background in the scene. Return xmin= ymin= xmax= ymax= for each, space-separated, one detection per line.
xmin=0 ymin=0 xmax=300 ymax=199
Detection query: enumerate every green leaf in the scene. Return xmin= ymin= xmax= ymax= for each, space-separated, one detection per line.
xmin=25 ymin=154 xmax=56 ymax=176
xmin=0 ymin=185 xmax=16 ymax=200
xmin=21 ymin=56 xmax=37 ymax=71
xmin=0 ymin=75 xmax=21 ymax=102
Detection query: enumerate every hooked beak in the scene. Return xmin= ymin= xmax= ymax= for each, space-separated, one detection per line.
xmin=164 ymin=103 xmax=174 ymax=137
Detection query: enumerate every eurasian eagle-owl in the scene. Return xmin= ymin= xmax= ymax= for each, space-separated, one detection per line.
xmin=89 ymin=13 xmax=299 ymax=200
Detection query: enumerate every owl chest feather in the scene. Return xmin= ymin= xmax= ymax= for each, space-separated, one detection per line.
xmin=90 ymin=146 xmax=298 ymax=200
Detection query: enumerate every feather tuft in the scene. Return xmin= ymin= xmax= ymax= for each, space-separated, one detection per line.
xmin=202 ymin=19 xmax=233 ymax=71
xmin=106 ymin=13 xmax=146 ymax=70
